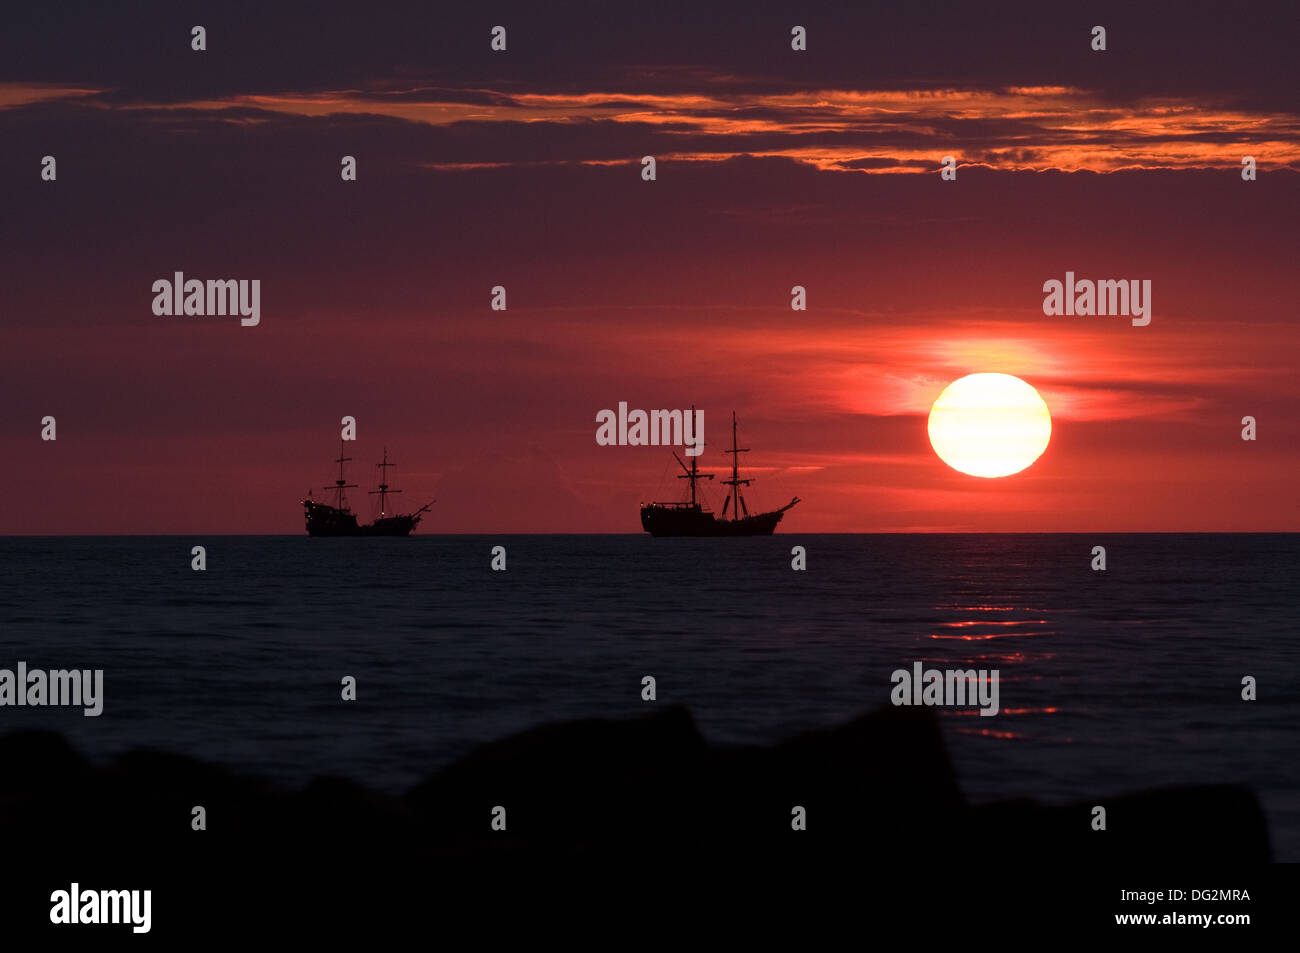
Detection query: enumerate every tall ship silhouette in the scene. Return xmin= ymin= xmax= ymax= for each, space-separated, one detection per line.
xmin=640 ymin=411 xmax=799 ymax=536
xmin=302 ymin=443 xmax=433 ymax=536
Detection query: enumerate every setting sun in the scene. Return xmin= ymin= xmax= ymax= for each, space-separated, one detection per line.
xmin=927 ymin=373 xmax=1052 ymax=478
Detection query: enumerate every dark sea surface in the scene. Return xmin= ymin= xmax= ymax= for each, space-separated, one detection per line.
xmin=1 ymin=534 xmax=1296 ymax=859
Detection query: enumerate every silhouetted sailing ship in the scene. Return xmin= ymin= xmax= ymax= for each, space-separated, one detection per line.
xmin=640 ymin=412 xmax=799 ymax=536
xmin=302 ymin=443 xmax=433 ymax=536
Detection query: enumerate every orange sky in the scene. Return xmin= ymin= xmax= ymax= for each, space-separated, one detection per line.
xmin=1 ymin=5 xmax=1297 ymax=533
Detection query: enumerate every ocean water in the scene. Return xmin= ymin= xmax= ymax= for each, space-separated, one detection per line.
xmin=1 ymin=534 xmax=1296 ymax=859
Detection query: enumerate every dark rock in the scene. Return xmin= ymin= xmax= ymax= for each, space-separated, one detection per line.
xmin=0 ymin=705 xmax=1271 ymax=877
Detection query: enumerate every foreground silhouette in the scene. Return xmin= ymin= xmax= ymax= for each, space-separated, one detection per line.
xmin=1 ymin=705 xmax=1273 ymax=936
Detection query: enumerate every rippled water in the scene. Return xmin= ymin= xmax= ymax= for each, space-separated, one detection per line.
xmin=1 ymin=534 xmax=1296 ymax=857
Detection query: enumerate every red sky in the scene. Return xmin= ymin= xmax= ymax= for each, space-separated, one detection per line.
xmin=1 ymin=2 xmax=1297 ymax=533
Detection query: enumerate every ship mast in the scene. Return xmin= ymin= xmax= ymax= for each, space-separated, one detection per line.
xmin=673 ymin=405 xmax=712 ymax=507
xmin=333 ymin=440 xmax=358 ymax=511
xmin=721 ymin=411 xmax=751 ymax=520
xmin=369 ymin=447 xmax=402 ymax=517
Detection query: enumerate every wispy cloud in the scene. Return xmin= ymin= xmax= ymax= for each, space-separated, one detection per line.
xmin=73 ymin=82 xmax=1300 ymax=173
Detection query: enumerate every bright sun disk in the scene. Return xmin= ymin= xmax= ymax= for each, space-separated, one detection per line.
xmin=927 ymin=373 xmax=1052 ymax=478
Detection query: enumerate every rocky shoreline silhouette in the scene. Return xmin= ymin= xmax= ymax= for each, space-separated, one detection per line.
xmin=2 ymin=704 xmax=1272 ymax=935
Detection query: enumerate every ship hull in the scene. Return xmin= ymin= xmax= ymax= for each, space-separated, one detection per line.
xmin=353 ymin=516 xmax=421 ymax=537
xmin=303 ymin=501 xmax=421 ymax=537
xmin=640 ymin=504 xmax=786 ymax=537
